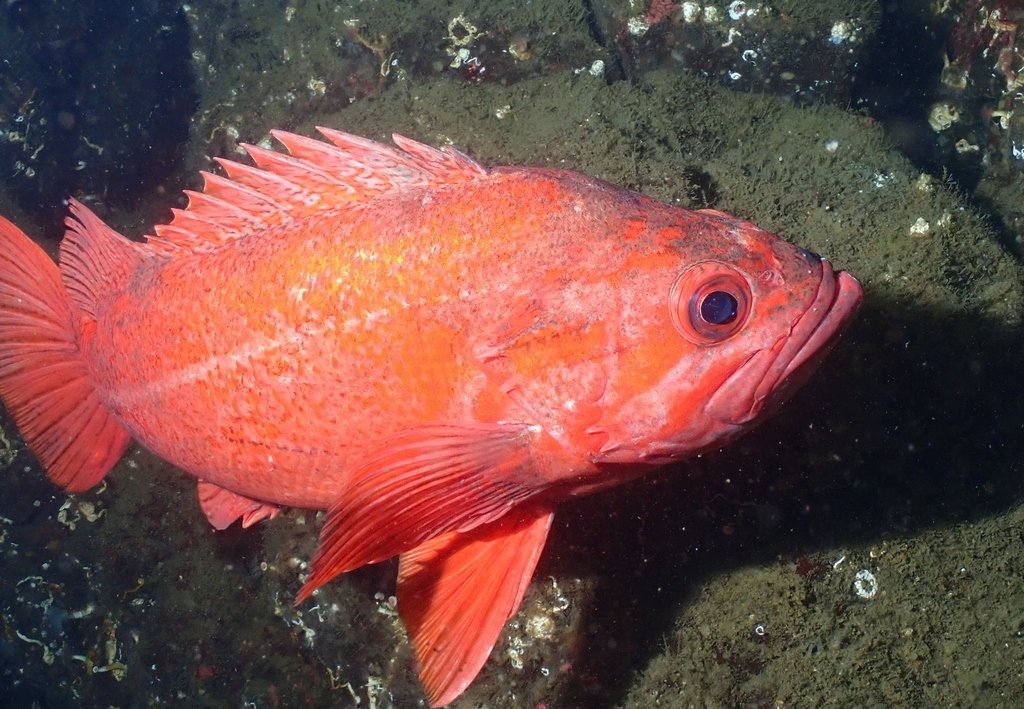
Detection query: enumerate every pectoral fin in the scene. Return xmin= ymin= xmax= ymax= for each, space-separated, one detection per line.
xmin=397 ymin=504 xmax=554 ymax=707
xmin=296 ymin=422 xmax=561 ymax=603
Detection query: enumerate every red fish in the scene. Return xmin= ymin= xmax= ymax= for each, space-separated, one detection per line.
xmin=0 ymin=129 xmax=862 ymax=705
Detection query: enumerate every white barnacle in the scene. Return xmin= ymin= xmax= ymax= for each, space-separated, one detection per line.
xmin=728 ymin=1 xmax=747 ymax=21
xmin=909 ymin=217 xmax=930 ymax=237
xmin=853 ymin=569 xmax=878 ymax=599
xmin=682 ymin=1 xmax=701 ymax=23
xmin=830 ymin=20 xmax=855 ymax=44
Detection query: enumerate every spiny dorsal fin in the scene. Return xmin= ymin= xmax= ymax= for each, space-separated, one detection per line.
xmin=148 ymin=128 xmax=489 ymax=255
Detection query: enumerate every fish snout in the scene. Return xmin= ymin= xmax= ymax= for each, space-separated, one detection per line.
xmin=706 ymin=257 xmax=863 ymax=425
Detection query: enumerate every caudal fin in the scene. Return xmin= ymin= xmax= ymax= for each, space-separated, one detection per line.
xmin=0 ymin=213 xmax=130 ymax=491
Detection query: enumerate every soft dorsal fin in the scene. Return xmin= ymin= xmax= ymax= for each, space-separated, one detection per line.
xmin=61 ymin=199 xmax=149 ymax=319
xmin=148 ymin=128 xmax=488 ymax=255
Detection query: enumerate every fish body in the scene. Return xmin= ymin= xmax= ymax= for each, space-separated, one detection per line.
xmin=0 ymin=129 xmax=862 ymax=705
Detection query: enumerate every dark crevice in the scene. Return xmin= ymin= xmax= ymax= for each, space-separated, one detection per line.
xmin=0 ymin=0 xmax=198 ymax=240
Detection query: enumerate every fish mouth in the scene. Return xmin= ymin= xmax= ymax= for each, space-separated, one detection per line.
xmin=705 ymin=258 xmax=864 ymax=426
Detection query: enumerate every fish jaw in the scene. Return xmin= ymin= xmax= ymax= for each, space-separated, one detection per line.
xmin=703 ymin=260 xmax=862 ymax=427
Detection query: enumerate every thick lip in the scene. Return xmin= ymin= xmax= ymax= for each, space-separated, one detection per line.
xmin=706 ymin=259 xmax=864 ymax=425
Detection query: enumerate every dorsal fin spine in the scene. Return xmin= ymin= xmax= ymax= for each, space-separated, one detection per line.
xmin=241 ymin=143 xmax=345 ymax=199
xmin=146 ymin=129 xmax=489 ymax=255
xmin=215 ymin=158 xmax=320 ymax=209
xmin=182 ymin=190 xmax=264 ymax=224
xmin=200 ymin=171 xmax=286 ymax=219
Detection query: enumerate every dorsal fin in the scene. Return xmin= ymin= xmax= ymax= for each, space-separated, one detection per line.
xmin=147 ymin=128 xmax=489 ymax=255
xmin=61 ymin=199 xmax=149 ymax=319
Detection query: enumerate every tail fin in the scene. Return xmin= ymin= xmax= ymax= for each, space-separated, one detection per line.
xmin=0 ymin=213 xmax=130 ymax=491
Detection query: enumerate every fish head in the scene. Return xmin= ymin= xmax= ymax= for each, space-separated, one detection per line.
xmin=588 ymin=209 xmax=863 ymax=466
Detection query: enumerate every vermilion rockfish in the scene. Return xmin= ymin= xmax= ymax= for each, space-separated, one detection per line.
xmin=0 ymin=128 xmax=862 ymax=705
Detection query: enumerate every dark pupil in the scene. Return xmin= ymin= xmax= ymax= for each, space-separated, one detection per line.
xmin=700 ymin=291 xmax=738 ymax=325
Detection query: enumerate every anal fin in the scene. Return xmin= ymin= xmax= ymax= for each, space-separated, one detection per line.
xmin=197 ymin=481 xmax=281 ymax=530
xmin=397 ymin=504 xmax=554 ymax=707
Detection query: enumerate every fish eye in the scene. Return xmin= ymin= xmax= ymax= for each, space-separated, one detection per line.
xmin=669 ymin=261 xmax=752 ymax=345
xmin=700 ymin=290 xmax=738 ymax=325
